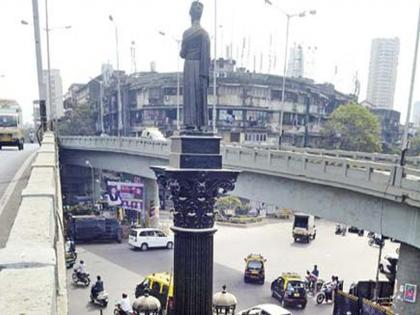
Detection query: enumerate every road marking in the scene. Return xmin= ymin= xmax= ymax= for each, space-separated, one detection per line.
xmin=0 ymin=150 xmax=38 ymax=217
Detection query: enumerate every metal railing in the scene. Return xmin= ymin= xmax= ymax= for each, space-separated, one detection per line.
xmin=59 ymin=136 xmax=420 ymax=207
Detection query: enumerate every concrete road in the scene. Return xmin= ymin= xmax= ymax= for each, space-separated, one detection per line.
xmin=0 ymin=144 xmax=38 ymax=247
xmin=68 ymin=219 xmax=398 ymax=315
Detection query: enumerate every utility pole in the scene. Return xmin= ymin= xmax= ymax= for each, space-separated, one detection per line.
xmin=401 ymin=4 xmax=420 ymax=165
xmin=212 ymin=0 xmax=217 ymax=133
xmin=31 ymin=0 xmax=47 ymax=131
xmin=45 ymin=0 xmax=53 ymax=127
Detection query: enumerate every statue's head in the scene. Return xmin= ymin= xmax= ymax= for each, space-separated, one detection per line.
xmin=190 ymin=1 xmax=204 ymax=21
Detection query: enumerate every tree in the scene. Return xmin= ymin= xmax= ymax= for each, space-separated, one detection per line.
xmin=215 ymin=196 xmax=241 ymax=212
xmin=58 ymin=103 xmax=96 ymax=136
xmin=408 ymin=135 xmax=420 ymax=156
xmin=321 ymin=103 xmax=381 ymax=152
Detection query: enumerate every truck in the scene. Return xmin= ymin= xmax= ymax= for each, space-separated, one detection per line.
xmin=67 ymin=215 xmax=123 ymax=243
xmin=0 ymin=99 xmax=25 ymax=150
xmin=292 ymin=213 xmax=316 ymax=243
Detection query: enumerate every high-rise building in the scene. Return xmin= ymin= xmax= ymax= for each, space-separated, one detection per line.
xmin=412 ymin=101 xmax=420 ymax=127
xmin=42 ymin=69 xmax=64 ymax=119
xmin=366 ymin=38 xmax=400 ymax=109
xmin=287 ymin=44 xmax=304 ymax=78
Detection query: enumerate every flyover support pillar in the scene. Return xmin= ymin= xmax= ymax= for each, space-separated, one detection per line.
xmin=393 ymin=243 xmax=420 ymax=315
xmin=144 ymin=178 xmax=160 ymax=227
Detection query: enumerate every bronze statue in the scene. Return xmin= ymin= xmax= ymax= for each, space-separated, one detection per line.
xmin=180 ymin=1 xmax=211 ymax=131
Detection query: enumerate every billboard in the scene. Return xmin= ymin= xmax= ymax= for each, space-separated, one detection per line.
xmin=106 ymin=181 xmax=144 ymax=211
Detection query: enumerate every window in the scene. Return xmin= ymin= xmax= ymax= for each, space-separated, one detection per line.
xmin=151 ymin=282 xmax=161 ymax=294
xmin=156 ymin=231 xmax=166 ymax=237
xmin=129 ymin=230 xmax=138 ymax=237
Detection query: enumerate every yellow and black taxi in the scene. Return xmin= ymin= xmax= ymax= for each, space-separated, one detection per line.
xmin=271 ymin=272 xmax=307 ymax=309
xmin=135 ymin=272 xmax=174 ymax=314
xmin=244 ymin=254 xmax=266 ymax=284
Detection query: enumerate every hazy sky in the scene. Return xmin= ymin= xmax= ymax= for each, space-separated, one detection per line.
xmin=0 ymin=0 xmax=419 ymax=123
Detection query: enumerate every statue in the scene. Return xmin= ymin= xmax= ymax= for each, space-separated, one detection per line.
xmin=180 ymin=1 xmax=211 ymax=132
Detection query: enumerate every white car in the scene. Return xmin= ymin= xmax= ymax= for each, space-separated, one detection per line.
xmin=128 ymin=228 xmax=174 ymax=251
xmin=238 ymin=304 xmax=292 ymax=315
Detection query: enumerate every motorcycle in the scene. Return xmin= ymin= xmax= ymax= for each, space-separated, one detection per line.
xmin=315 ymin=282 xmax=334 ymax=304
xmin=368 ymin=235 xmax=385 ymax=248
xmin=304 ymin=273 xmax=325 ymax=295
xmin=72 ymin=270 xmax=91 ymax=287
xmin=335 ymin=224 xmax=346 ymax=236
xmin=113 ymin=303 xmax=135 ymax=315
xmin=90 ymin=290 xmax=109 ymax=307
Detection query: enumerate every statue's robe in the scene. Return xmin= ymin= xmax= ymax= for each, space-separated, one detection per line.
xmin=180 ymin=24 xmax=210 ymax=130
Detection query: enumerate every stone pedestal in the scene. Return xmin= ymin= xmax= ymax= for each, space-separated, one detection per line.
xmin=152 ymin=134 xmax=239 ymax=315
xmin=393 ymin=243 xmax=420 ymax=315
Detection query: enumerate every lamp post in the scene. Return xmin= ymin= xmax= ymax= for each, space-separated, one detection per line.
xmin=109 ymin=15 xmax=123 ymax=137
xmin=159 ymin=31 xmax=181 ymax=131
xmin=21 ymin=14 xmax=71 ymax=130
xmin=85 ymin=160 xmax=95 ymax=204
xmin=212 ymin=0 xmax=218 ymax=133
xmin=401 ymin=4 xmax=420 ymax=166
xmin=264 ymin=0 xmax=316 ymax=147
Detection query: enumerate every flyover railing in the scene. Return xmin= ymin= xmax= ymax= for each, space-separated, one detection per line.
xmin=59 ymin=136 xmax=420 ymax=207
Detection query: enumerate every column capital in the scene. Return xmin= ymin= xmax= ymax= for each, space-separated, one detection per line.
xmin=152 ymin=167 xmax=239 ymax=229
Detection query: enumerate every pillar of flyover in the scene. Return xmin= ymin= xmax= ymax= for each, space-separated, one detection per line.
xmin=143 ymin=178 xmax=160 ymax=227
xmin=393 ymin=243 xmax=420 ymax=314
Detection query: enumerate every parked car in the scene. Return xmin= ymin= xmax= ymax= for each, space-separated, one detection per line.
xmin=68 ymin=215 xmax=122 ymax=243
xmin=139 ymin=128 xmax=167 ymax=141
xmin=292 ymin=213 xmax=316 ymax=243
xmin=237 ymin=304 xmax=292 ymax=315
xmin=128 ymin=228 xmax=174 ymax=251
xmin=135 ymin=272 xmax=174 ymax=314
xmin=271 ymin=272 xmax=307 ymax=309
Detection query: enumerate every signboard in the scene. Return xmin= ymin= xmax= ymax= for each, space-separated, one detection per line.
xmin=106 ymin=181 xmax=144 ymax=212
xmin=404 ymin=283 xmax=417 ymax=303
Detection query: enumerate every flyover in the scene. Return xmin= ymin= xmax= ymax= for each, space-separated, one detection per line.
xmin=59 ymin=136 xmax=420 ymax=250
xmin=59 ymin=135 xmax=420 ymax=314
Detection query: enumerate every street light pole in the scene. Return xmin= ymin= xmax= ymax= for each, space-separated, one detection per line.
xmin=401 ymin=5 xmax=420 ymax=164
xmin=85 ymin=160 xmax=95 ymax=204
xmin=279 ymin=14 xmax=291 ymax=147
xmin=45 ymin=0 xmax=53 ymax=127
xmin=158 ymin=31 xmax=181 ymax=131
xmin=212 ymin=0 xmax=217 ymax=133
xmin=264 ymin=0 xmax=316 ymax=148
xmin=31 ymin=0 xmax=45 ymax=107
xmin=109 ymin=15 xmax=123 ymax=137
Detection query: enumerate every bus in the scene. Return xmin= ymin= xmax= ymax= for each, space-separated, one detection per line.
xmin=0 ymin=99 xmax=25 ymax=150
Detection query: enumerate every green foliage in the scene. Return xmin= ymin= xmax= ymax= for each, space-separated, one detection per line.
xmin=58 ymin=104 xmax=96 ymax=136
xmin=321 ymin=103 xmax=381 ymax=152
xmin=408 ymin=135 xmax=420 ymax=156
xmin=215 ymin=196 xmax=241 ymax=211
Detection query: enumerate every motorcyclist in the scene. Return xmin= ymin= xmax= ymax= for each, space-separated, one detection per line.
xmin=310 ymin=265 xmax=319 ymax=291
xmin=75 ymin=260 xmax=87 ymax=280
xmin=305 ymin=270 xmax=318 ymax=292
xmin=325 ymin=276 xmax=338 ymax=302
xmin=65 ymin=237 xmax=76 ymax=254
xmin=91 ymin=275 xmax=104 ymax=299
xmin=118 ymin=293 xmax=133 ymax=315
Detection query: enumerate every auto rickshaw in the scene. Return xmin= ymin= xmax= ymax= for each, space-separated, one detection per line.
xmin=243 ymin=254 xmax=266 ymax=284
xmin=271 ymin=272 xmax=307 ymax=309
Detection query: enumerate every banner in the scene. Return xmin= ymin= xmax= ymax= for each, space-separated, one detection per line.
xmin=106 ymin=181 xmax=144 ymax=211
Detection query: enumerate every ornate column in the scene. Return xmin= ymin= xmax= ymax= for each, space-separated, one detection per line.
xmin=152 ymin=135 xmax=239 ymax=315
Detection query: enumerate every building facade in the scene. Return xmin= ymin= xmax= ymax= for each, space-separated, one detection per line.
xmin=366 ymin=38 xmax=400 ymax=109
xmin=64 ymin=59 xmax=354 ymax=146
xmin=287 ymin=44 xmax=304 ymax=78
xmin=43 ymin=69 xmax=64 ymax=119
